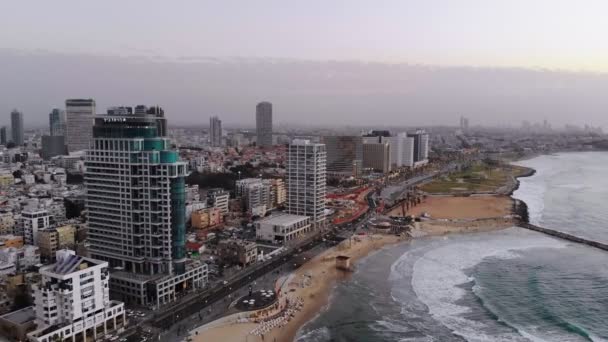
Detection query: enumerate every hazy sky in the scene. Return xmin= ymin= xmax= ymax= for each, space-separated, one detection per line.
xmin=1 ymin=1 xmax=608 ymax=128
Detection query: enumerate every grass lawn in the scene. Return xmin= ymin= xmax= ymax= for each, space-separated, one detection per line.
xmin=421 ymin=162 xmax=529 ymax=194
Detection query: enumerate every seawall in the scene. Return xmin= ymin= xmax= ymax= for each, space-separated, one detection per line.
xmin=520 ymin=222 xmax=608 ymax=252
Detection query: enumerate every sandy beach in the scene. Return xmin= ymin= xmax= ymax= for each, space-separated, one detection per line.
xmin=387 ymin=195 xmax=513 ymax=220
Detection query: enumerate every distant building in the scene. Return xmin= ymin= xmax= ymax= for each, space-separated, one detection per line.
xmin=363 ymin=142 xmax=391 ymax=173
xmin=49 ymin=108 xmax=66 ymax=136
xmin=0 ymin=126 xmax=7 ymax=145
xmin=217 ymin=239 xmax=257 ymax=267
xmin=209 ymin=116 xmax=222 ymax=147
xmin=323 ymin=136 xmax=363 ymax=177
xmin=10 ymin=109 xmax=24 ymax=146
xmin=236 ymin=178 xmax=275 ymax=216
xmin=256 ymin=214 xmax=312 ymax=244
xmin=37 ymin=225 xmax=76 ymax=262
xmin=286 ymin=140 xmax=326 ymax=227
xmin=380 ymin=133 xmax=415 ymax=168
xmin=65 ymin=99 xmax=95 ymax=152
xmin=27 ymin=250 xmax=126 ymax=342
xmin=41 ymin=135 xmax=66 ymax=160
xmin=256 ymin=102 xmax=273 ymax=147
xmin=206 ymin=188 xmax=229 ymax=215
xmin=408 ymin=130 xmax=430 ymax=165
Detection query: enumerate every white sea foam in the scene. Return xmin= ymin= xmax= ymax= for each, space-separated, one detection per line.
xmin=295 ymin=326 xmax=331 ymax=342
xmin=398 ymin=229 xmax=567 ymax=342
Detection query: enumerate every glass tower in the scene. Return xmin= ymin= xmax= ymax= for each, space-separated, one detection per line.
xmin=86 ymin=106 xmax=187 ymax=276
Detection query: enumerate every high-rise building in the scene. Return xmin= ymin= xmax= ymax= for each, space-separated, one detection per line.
xmin=49 ymin=108 xmax=66 ymax=136
xmin=408 ymin=130 xmax=430 ymax=164
xmin=363 ymin=142 xmax=391 ymax=173
xmin=323 ymin=136 xmax=363 ymax=177
xmin=0 ymin=126 xmax=6 ymax=145
xmin=85 ymin=106 xmax=207 ymax=306
xmin=41 ymin=135 xmax=66 ymax=160
xmin=380 ymin=133 xmax=415 ymax=168
xmin=65 ymin=99 xmax=95 ymax=152
xmin=27 ymin=250 xmax=126 ymax=342
xmin=10 ymin=109 xmax=24 ymax=146
xmin=209 ymin=116 xmax=222 ymax=147
xmin=286 ymin=139 xmax=326 ymax=227
xmin=256 ymin=102 xmax=273 ymax=147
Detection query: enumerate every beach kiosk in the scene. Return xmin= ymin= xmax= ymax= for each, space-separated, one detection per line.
xmin=336 ymin=255 xmax=352 ymax=271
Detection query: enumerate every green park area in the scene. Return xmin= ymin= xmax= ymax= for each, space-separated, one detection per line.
xmin=421 ymin=161 xmax=530 ymax=194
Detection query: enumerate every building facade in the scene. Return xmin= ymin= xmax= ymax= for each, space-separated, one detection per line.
xmin=65 ymin=99 xmax=95 ymax=153
xmin=49 ymin=108 xmax=66 ymax=137
xmin=363 ymin=142 xmax=391 ymax=173
xmin=41 ymin=135 xmax=66 ymax=160
xmin=85 ymin=106 xmax=207 ymax=307
xmin=209 ymin=116 xmax=222 ymax=147
xmin=323 ymin=136 xmax=363 ymax=177
xmin=206 ymin=188 xmax=229 ymax=215
xmin=286 ymin=139 xmax=326 ymax=227
xmin=21 ymin=208 xmax=51 ymax=246
xmin=255 ymin=214 xmax=312 ymax=244
xmin=255 ymin=102 xmax=273 ymax=147
xmin=217 ymin=239 xmax=257 ymax=267
xmin=10 ymin=109 xmax=24 ymax=146
xmin=0 ymin=126 xmax=7 ymax=145
xmin=27 ymin=250 xmax=126 ymax=342
xmin=408 ymin=130 xmax=430 ymax=164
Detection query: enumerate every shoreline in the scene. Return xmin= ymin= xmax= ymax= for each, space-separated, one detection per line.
xmin=190 ymin=160 xmax=542 ymax=342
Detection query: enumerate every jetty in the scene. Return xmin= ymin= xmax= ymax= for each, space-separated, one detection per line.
xmin=519 ymin=222 xmax=608 ymax=252
xmin=513 ymin=199 xmax=608 ymax=252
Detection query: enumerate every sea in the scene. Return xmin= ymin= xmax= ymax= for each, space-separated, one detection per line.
xmin=296 ymin=152 xmax=608 ymax=342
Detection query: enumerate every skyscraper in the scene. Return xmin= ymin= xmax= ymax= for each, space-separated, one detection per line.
xmin=0 ymin=126 xmax=7 ymax=145
xmin=49 ymin=108 xmax=66 ymax=136
xmin=256 ymin=101 xmax=273 ymax=147
xmin=408 ymin=130 xmax=430 ymax=164
xmin=323 ymin=136 xmax=363 ymax=176
xmin=363 ymin=142 xmax=391 ymax=173
xmin=85 ymin=106 xmax=207 ymax=306
xmin=286 ymin=139 xmax=326 ymax=227
xmin=209 ymin=116 xmax=222 ymax=147
xmin=10 ymin=109 xmax=24 ymax=146
xmin=65 ymin=99 xmax=95 ymax=152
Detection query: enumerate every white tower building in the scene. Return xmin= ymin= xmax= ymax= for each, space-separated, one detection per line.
xmin=286 ymin=139 xmax=326 ymax=228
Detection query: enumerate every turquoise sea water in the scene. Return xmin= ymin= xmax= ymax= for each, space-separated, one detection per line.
xmin=297 ymin=152 xmax=608 ymax=342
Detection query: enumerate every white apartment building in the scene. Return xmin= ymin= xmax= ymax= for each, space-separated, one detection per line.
xmin=236 ymin=178 xmax=274 ymax=216
xmin=255 ymin=214 xmax=312 ymax=244
xmin=28 ymin=250 xmax=126 ymax=342
xmin=0 ymin=245 xmax=40 ymax=272
xmin=381 ymin=133 xmax=415 ymax=168
xmin=65 ymin=99 xmax=95 ymax=153
xmin=21 ymin=208 xmax=51 ymax=245
xmin=286 ymin=139 xmax=326 ymax=228
xmin=206 ymin=188 xmax=229 ymax=215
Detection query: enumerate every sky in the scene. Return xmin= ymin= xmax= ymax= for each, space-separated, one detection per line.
xmin=1 ymin=0 xmax=608 ymax=128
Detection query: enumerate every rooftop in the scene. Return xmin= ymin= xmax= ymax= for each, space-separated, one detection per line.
xmin=0 ymin=306 xmax=35 ymax=324
xmin=257 ymin=213 xmax=310 ymax=226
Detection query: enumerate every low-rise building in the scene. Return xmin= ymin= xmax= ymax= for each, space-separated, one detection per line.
xmin=191 ymin=207 xmax=223 ymax=230
xmin=217 ymin=239 xmax=257 ymax=267
xmin=27 ymin=250 xmax=126 ymax=342
xmin=255 ymin=214 xmax=312 ymax=245
xmin=0 ymin=245 xmax=40 ymax=272
xmin=0 ymin=306 xmax=37 ymax=342
xmin=0 ymin=213 xmax=15 ymax=235
xmin=0 ymin=235 xmax=24 ymax=249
